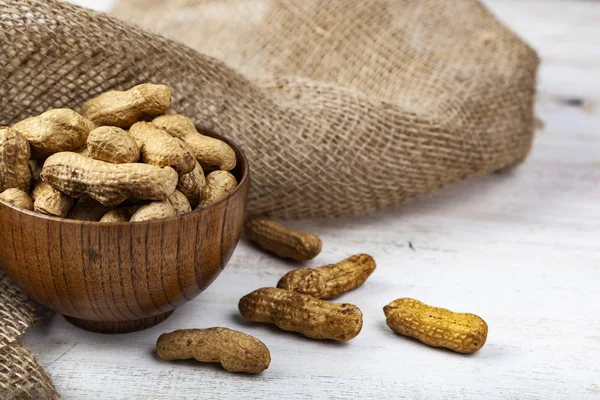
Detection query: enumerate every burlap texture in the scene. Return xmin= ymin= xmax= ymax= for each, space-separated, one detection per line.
xmin=112 ymin=0 xmax=539 ymax=219
xmin=0 ymin=0 xmax=538 ymax=220
xmin=0 ymin=272 xmax=58 ymax=400
xmin=0 ymin=340 xmax=58 ymax=400
xmin=0 ymin=272 xmax=36 ymax=349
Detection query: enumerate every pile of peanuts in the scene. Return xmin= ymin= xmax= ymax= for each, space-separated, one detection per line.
xmin=0 ymin=84 xmax=238 ymax=222
xmin=157 ymin=218 xmax=488 ymax=373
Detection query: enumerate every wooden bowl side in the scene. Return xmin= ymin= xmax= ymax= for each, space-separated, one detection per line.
xmin=0 ymin=130 xmax=249 ymax=323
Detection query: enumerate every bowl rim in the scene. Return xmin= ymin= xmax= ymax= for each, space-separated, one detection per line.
xmin=0 ymin=126 xmax=250 ymax=226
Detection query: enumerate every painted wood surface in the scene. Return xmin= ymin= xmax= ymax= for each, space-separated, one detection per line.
xmin=22 ymin=0 xmax=600 ymax=398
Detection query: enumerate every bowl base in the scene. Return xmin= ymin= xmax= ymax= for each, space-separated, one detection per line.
xmin=64 ymin=311 xmax=174 ymax=334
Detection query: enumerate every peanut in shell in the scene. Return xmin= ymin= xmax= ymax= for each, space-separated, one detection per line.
xmin=245 ymin=218 xmax=322 ymax=261
xmin=277 ymin=253 xmax=376 ymax=299
xmin=81 ymin=83 xmax=171 ymax=128
xmin=383 ymin=298 xmax=488 ymax=354
xmin=0 ymin=127 xmax=32 ymax=192
xmin=239 ymin=287 xmax=362 ymax=341
xmin=40 ymin=152 xmax=178 ymax=207
xmin=0 ymin=188 xmax=33 ymax=211
xmin=156 ymin=328 xmax=270 ymax=373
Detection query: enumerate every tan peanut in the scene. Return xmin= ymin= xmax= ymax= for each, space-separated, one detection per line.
xmin=176 ymin=161 xmax=205 ymax=208
xmin=277 ymin=254 xmax=376 ymax=299
xmin=198 ymin=170 xmax=237 ymax=208
xmin=129 ymin=122 xmax=195 ymax=175
xmin=32 ymin=180 xmax=74 ymax=217
xmin=99 ymin=205 xmax=140 ymax=223
xmin=239 ymin=288 xmax=363 ymax=341
xmin=87 ymin=126 xmax=140 ymax=164
xmin=156 ymin=328 xmax=270 ymax=374
xmin=67 ymin=197 xmax=111 ymax=221
xmin=130 ymin=200 xmax=177 ymax=222
xmin=0 ymin=127 xmax=32 ymax=192
xmin=12 ymin=109 xmax=93 ymax=159
xmin=0 ymin=188 xmax=34 ymax=211
xmin=383 ymin=298 xmax=488 ymax=354
xmin=81 ymin=83 xmax=171 ymax=128
xmin=245 ymin=218 xmax=322 ymax=261
xmin=153 ymin=114 xmax=236 ymax=171
xmin=41 ymin=152 xmax=178 ymax=207
xmin=167 ymin=190 xmax=192 ymax=215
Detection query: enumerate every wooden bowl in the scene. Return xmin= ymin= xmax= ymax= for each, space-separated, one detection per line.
xmin=0 ymin=130 xmax=249 ymax=333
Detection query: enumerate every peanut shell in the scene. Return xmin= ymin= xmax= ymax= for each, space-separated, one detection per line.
xmin=245 ymin=218 xmax=322 ymax=261
xmin=239 ymin=287 xmax=362 ymax=341
xmin=156 ymin=328 xmax=270 ymax=373
xmin=278 ymin=254 xmax=376 ymax=299
xmin=383 ymin=298 xmax=488 ymax=354
xmin=41 ymin=152 xmax=178 ymax=207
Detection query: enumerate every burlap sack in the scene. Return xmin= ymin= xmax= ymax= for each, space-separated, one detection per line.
xmin=0 ymin=272 xmax=58 ymax=400
xmin=112 ymin=0 xmax=539 ymax=219
xmin=0 ymin=340 xmax=58 ymax=400
xmin=0 ymin=272 xmax=36 ymax=350
xmin=0 ymin=0 xmax=538 ymax=220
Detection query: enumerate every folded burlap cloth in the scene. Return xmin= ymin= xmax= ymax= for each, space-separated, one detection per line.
xmin=0 ymin=271 xmax=58 ymax=399
xmin=0 ymin=0 xmax=538 ymax=396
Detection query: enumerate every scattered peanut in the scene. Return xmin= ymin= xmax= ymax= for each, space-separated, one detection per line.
xmin=156 ymin=328 xmax=270 ymax=373
xmin=167 ymin=190 xmax=192 ymax=215
xmin=0 ymin=127 xmax=32 ymax=192
xmin=32 ymin=180 xmax=74 ymax=217
xmin=245 ymin=218 xmax=322 ymax=261
xmin=87 ymin=126 xmax=139 ymax=164
xmin=153 ymin=114 xmax=236 ymax=171
xmin=41 ymin=152 xmax=178 ymax=207
xmin=0 ymin=188 xmax=34 ymax=211
xmin=198 ymin=170 xmax=237 ymax=208
xmin=277 ymin=254 xmax=376 ymax=299
xmin=176 ymin=161 xmax=205 ymax=208
xmin=67 ymin=197 xmax=111 ymax=221
xmin=239 ymin=288 xmax=363 ymax=341
xmin=130 ymin=200 xmax=177 ymax=222
xmin=383 ymin=298 xmax=488 ymax=354
xmin=99 ymin=205 xmax=140 ymax=223
xmin=129 ymin=122 xmax=195 ymax=175
xmin=81 ymin=83 xmax=171 ymax=128
xmin=12 ymin=109 xmax=93 ymax=159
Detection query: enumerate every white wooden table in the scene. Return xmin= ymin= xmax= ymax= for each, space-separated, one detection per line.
xmin=23 ymin=1 xmax=600 ymax=398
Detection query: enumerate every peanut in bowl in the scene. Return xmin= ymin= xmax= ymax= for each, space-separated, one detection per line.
xmin=0 ymin=128 xmax=249 ymax=333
